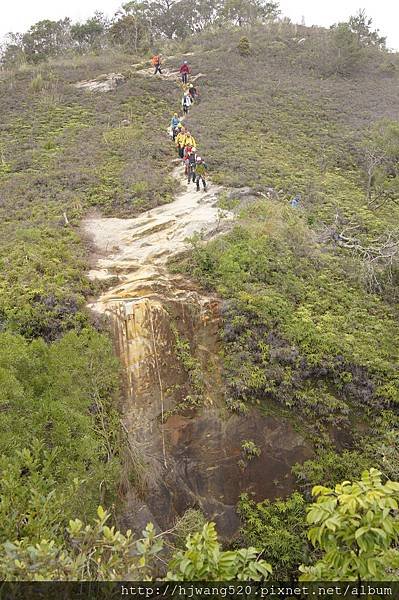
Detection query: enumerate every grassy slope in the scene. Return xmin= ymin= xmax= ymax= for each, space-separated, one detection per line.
xmin=175 ymin=25 xmax=399 ymax=458
xmin=0 ymin=52 xmax=179 ymax=540
xmin=0 ymin=54 xmax=178 ymax=339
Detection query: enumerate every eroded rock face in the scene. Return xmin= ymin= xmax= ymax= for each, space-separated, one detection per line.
xmin=109 ymin=287 xmax=224 ymax=418
xmin=159 ymin=410 xmax=312 ymax=537
xmin=86 ymin=167 xmax=313 ymax=539
xmin=85 ymin=169 xmax=229 ymax=290
xmin=100 ymin=289 xmax=313 ymax=539
xmin=74 ymin=73 xmax=125 ymax=93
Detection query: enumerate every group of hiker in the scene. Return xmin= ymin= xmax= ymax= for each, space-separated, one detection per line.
xmin=151 ymin=55 xmax=192 ymax=83
xmin=152 ymin=55 xmax=207 ymax=192
xmin=152 ymin=56 xmax=199 ymax=114
xmin=170 ymin=119 xmax=207 ymax=192
xmin=152 ymin=54 xmax=304 ymax=205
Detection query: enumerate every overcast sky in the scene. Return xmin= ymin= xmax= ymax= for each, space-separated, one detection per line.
xmin=1 ymin=0 xmax=398 ymax=50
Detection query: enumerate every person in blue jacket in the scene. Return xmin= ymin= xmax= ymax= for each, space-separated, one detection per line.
xmin=290 ymin=193 xmax=301 ymax=208
xmin=170 ymin=113 xmax=182 ymax=141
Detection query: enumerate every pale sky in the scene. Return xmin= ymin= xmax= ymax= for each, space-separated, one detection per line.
xmin=0 ymin=0 xmax=398 ymax=50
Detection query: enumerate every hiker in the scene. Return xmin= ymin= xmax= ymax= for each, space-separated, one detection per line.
xmin=170 ymin=113 xmax=181 ymax=140
xmin=175 ymin=129 xmax=187 ymax=159
xmin=188 ymin=83 xmax=198 ymax=102
xmin=290 ymin=193 xmax=301 ymax=208
xmin=195 ymin=156 xmax=207 ymax=192
xmin=183 ymin=144 xmax=192 ymax=175
xmin=151 ymin=54 xmax=162 ymax=75
xmin=184 ymin=131 xmax=197 ymax=149
xmin=180 ymin=60 xmax=191 ymax=84
xmin=187 ymin=147 xmax=197 ymax=184
xmin=183 ymin=143 xmax=195 ymax=172
xmin=182 ymin=91 xmax=192 ymax=115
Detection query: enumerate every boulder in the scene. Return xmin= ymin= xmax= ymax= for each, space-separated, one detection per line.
xmin=74 ymin=72 xmax=125 ymax=93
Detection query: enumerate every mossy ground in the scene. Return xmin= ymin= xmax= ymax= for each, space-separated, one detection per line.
xmin=173 ymin=25 xmax=399 ymax=460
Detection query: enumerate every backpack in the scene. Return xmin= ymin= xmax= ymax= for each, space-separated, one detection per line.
xmin=196 ymin=162 xmax=206 ymax=176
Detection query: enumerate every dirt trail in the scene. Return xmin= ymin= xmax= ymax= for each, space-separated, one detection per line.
xmin=85 ymin=72 xmax=313 ymax=538
xmin=86 ymin=168 xmax=229 ymax=308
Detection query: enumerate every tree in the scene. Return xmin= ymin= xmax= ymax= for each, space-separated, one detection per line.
xmin=222 ymin=0 xmax=280 ymax=28
xmin=166 ymin=522 xmax=272 ymax=580
xmin=126 ymin=0 xmax=219 ymax=40
xmin=110 ymin=2 xmax=152 ymax=52
xmin=0 ymin=33 xmax=25 ymax=68
xmin=22 ymin=19 xmax=72 ymax=63
xmin=299 ymin=469 xmax=399 ymax=581
xmin=71 ymin=12 xmax=108 ymax=52
xmin=349 ymin=9 xmax=386 ymax=49
xmin=328 ymin=10 xmax=386 ymax=76
xmin=189 ymin=0 xmax=225 ymax=32
xmin=148 ymin=0 xmax=180 ymax=39
xmin=330 ymin=23 xmax=363 ymax=75
xmin=169 ymin=0 xmax=223 ymax=38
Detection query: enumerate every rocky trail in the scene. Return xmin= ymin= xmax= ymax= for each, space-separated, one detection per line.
xmin=85 ymin=68 xmax=313 ymax=538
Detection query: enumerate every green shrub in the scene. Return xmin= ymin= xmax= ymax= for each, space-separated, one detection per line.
xmin=166 ymin=523 xmax=272 ymax=581
xmin=238 ymin=36 xmax=251 ymax=56
xmin=299 ymin=469 xmax=399 ymax=581
xmin=30 ymin=72 xmax=46 ymax=92
xmin=241 ymin=439 xmax=261 ymax=459
xmin=0 ymin=329 xmax=121 ymax=543
xmin=238 ymin=492 xmax=309 ymax=579
xmin=0 ymin=507 xmax=162 ymax=581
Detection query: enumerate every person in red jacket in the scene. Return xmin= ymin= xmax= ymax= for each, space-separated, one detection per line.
xmin=183 ymin=144 xmax=193 ymax=175
xmin=179 ymin=60 xmax=191 ymax=84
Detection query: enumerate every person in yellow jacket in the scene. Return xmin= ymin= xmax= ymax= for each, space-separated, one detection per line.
xmin=175 ymin=129 xmax=187 ymax=159
xmin=184 ymin=131 xmax=197 ymax=149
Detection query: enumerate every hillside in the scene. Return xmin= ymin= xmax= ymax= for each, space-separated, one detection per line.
xmin=181 ymin=23 xmax=399 ymax=453
xmin=1 ymin=12 xmax=399 ymax=582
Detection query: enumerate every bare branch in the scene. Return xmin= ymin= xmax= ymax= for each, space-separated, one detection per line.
xmin=318 ymin=213 xmax=399 ymax=291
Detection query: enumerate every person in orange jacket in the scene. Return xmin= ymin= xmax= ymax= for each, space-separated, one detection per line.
xmin=151 ymin=54 xmax=162 ymax=75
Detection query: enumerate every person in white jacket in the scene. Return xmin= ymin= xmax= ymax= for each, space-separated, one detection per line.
xmin=182 ymin=92 xmax=192 ymax=115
